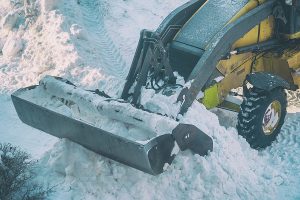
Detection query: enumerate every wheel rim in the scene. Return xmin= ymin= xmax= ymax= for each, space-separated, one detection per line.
xmin=262 ymin=100 xmax=282 ymax=135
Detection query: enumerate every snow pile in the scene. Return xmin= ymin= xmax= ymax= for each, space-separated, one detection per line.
xmin=0 ymin=0 xmax=77 ymax=92
xmin=139 ymin=73 xmax=187 ymax=117
xmin=0 ymin=0 xmax=125 ymax=96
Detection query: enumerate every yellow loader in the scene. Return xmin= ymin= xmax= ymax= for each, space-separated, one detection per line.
xmin=12 ymin=0 xmax=300 ymax=175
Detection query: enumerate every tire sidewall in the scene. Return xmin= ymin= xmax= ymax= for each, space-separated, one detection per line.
xmin=249 ymin=88 xmax=287 ymax=147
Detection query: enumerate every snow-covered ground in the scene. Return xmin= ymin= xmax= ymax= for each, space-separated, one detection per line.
xmin=0 ymin=0 xmax=300 ymax=199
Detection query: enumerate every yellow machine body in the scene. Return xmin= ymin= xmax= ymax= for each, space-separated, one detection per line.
xmin=201 ymin=0 xmax=300 ymax=109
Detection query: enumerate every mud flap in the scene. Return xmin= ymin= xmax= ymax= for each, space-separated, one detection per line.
xmin=12 ymin=87 xmax=213 ymax=175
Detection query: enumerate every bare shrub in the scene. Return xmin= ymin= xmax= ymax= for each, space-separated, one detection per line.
xmin=0 ymin=143 xmax=54 ymax=200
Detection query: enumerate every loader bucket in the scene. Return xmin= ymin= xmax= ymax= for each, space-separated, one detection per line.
xmin=12 ymin=85 xmax=213 ymax=175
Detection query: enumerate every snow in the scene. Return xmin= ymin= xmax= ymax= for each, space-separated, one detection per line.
xmin=0 ymin=95 xmax=58 ymax=159
xmin=2 ymin=34 xmax=23 ymax=58
xmin=1 ymin=10 xmax=19 ymax=31
xmin=70 ymin=24 xmax=87 ymax=40
xmin=286 ymin=0 xmax=292 ymax=5
xmin=0 ymin=0 xmax=300 ymax=200
xmin=40 ymin=0 xmax=59 ymax=12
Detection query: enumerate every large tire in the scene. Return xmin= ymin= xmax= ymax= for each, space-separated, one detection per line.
xmin=237 ymin=87 xmax=287 ymax=149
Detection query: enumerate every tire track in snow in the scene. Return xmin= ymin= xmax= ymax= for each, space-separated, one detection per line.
xmin=278 ymin=114 xmax=300 ymax=152
xmin=271 ymin=112 xmax=300 ymax=199
xmin=79 ymin=0 xmax=128 ymax=79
